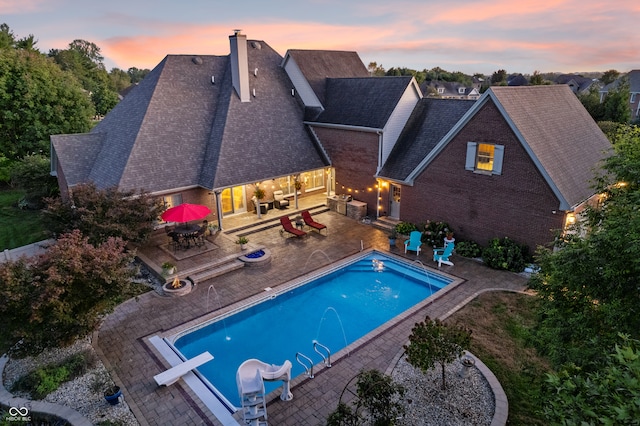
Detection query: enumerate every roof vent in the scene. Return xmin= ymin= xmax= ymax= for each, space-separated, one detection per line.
xmin=192 ymin=56 xmax=203 ymax=65
xmin=250 ymin=41 xmax=261 ymax=50
xmin=211 ymin=76 xmax=215 ymax=84
xmin=254 ymin=68 xmax=258 ymax=77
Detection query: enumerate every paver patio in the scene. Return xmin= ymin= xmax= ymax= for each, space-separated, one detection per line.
xmin=95 ymin=198 xmax=528 ymax=426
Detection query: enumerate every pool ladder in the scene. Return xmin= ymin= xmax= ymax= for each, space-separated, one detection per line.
xmin=296 ymin=341 xmax=332 ymax=379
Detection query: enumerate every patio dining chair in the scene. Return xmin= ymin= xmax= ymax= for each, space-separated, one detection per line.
xmin=194 ymin=227 xmax=206 ymax=247
xmin=170 ymin=232 xmax=186 ymax=252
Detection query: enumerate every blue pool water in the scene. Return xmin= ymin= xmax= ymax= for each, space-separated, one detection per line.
xmin=172 ymin=251 xmax=452 ymax=408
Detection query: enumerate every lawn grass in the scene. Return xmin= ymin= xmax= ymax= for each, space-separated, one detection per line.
xmin=446 ymin=291 xmax=550 ymax=425
xmin=0 ymin=189 xmax=48 ymax=250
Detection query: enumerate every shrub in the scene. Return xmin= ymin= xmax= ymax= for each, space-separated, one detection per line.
xmin=482 ymin=237 xmax=528 ymax=272
xmin=421 ymin=220 xmax=452 ymax=247
xmin=394 ymin=221 xmax=416 ymax=235
xmin=326 ymin=369 xmax=405 ymax=426
xmin=455 ymin=240 xmax=482 ymax=258
xmin=11 ymin=351 xmax=96 ymax=399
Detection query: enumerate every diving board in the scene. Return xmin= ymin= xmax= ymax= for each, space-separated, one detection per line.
xmin=154 ymin=351 xmax=213 ymax=386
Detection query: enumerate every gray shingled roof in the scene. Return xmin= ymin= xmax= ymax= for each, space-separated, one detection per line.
xmin=51 ymin=133 xmax=105 ymax=185
xmin=313 ymin=77 xmax=414 ymax=128
xmin=378 ymin=98 xmax=476 ymax=181
xmin=490 ymin=85 xmax=612 ymax=208
xmin=601 ymin=69 xmax=640 ymax=93
xmin=53 ymin=40 xmax=327 ymax=193
xmin=284 ymin=50 xmax=369 ymax=105
xmin=202 ymin=40 xmax=328 ymax=189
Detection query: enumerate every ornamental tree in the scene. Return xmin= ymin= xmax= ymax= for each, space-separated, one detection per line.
xmin=403 ymin=316 xmax=471 ymax=390
xmin=0 ymin=230 xmax=135 ymax=356
xmin=44 ymin=183 xmax=164 ymax=245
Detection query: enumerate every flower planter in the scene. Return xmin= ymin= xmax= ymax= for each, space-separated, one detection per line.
xmin=104 ymin=386 xmax=122 ymax=405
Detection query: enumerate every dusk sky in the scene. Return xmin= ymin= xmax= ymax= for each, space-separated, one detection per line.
xmin=2 ymin=0 xmax=638 ymax=75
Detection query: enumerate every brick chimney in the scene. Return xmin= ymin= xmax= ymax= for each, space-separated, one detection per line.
xmin=229 ymin=30 xmax=250 ymax=102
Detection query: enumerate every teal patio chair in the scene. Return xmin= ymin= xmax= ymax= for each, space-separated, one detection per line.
xmin=404 ymin=231 xmax=423 ymax=255
xmin=433 ymin=242 xmax=455 ymax=267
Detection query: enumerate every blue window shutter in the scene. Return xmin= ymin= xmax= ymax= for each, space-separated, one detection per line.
xmin=465 ymin=142 xmax=477 ymax=170
xmin=492 ymin=145 xmax=504 ymax=175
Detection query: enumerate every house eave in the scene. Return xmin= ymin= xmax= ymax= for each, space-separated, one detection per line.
xmin=304 ymin=121 xmax=383 ymax=133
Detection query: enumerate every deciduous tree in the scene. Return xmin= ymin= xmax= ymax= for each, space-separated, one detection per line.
xmin=403 ymin=316 xmax=471 ymax=389
xmin=0 ymin=230 xmax=135 ymax=356
xmin=543 ymin=336 xmax=640 ymax=425
xmin=44 ymin=183 xmax=164 ymax=245
xmin=530 ymin=124 xmax=640 ymax=367
xmin=0 ymin=49 xmax=94 ymax=159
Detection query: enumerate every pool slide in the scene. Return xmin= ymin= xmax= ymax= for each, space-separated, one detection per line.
xmin=236 ymin=358 xmax=293 ymax=401
xmin=236 ymin=359 xmax=293 ymax=425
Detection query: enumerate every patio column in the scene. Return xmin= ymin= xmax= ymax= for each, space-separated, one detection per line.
xmin=214 ymin=190 xmax=224 ymax=230
xmin=294 ymin=174 xmax=300 ymax=209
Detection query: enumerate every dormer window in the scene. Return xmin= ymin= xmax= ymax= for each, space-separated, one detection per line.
xmin=437 ymin=88 xmax=444 ymax=94
xmin=458 ymin=87 xmax=466 ymax=94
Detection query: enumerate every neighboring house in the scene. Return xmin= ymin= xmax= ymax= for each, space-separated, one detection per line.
xmin=507 ymin=74 xmax=528 ymax=86
xmin=422 ymin=81 xmax=481 ymax=100
xmin=51 ymin=32 xmax=611 ymax=250
xmin=600 ymin=70 xmax=640 ymax=121
xmin=554 ymin=73 xmax=598 ymax=95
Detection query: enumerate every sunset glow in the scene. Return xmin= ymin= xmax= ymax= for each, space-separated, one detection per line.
xmin=2 ymin=0 xmax=638 ymax=74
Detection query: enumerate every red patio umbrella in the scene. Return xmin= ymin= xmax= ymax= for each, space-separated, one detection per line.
xmin=161 ymin=203 xmax=211 ymax=223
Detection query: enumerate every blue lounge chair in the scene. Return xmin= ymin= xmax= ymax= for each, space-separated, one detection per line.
xmin=433 ymin=242 xmax=455 ymax=267
xmin=404 ymin=231 xmax=423 ymax=255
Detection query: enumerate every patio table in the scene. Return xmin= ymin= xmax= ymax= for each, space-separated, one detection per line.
xmin=173 ymin=224 xmax=201 ymax=248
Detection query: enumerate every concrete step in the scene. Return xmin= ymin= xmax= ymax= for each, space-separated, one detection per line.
xmin=188 ymin=259 xmax=245 ymax=285
xmin=372 ymin=216 xmax=399 ymax=232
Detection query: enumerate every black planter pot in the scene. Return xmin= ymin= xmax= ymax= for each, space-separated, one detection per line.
xmin=104 ymin=386 xmax=122 ymax=405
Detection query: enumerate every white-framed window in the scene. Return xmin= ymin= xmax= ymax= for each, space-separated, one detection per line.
xmin=302 ymin=169 xmax=325 ymax=191
xmin=437 ymin=87 xmax=444 ymax=94
xmin=465 ymin=142 xmax=504 ymax=175
xmin=162 ymin=194 xmax=183 ymax=209
xmin=458 ymin=87 xmax=466 ymax=94
xmin=159 ymin=194 xmax=183 ymax=223
xmin=631 ymin=93 xmax=636 ymax=103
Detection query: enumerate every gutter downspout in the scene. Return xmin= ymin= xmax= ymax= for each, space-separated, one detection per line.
xmin=376 ymin=179 xmax=381 ymax=219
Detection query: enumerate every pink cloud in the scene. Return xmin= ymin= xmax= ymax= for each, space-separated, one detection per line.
xmin=103 ymin=21 xmax=398 ymax=70
xmin=0 ymin=0 xmax=51 ymax=14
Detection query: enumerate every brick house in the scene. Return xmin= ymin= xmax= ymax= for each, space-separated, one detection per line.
xmin=51 ymin=32 xmax=611 ymax=250
xmin=376 ymin=85 xmax=612 ymax=249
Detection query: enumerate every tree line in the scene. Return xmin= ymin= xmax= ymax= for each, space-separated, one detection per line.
xmin=0 ymin=23 xmax=149 ymax=191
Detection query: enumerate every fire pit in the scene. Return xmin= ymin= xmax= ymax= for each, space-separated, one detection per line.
xmin=162 ymin=276 xmax=193 ymax=296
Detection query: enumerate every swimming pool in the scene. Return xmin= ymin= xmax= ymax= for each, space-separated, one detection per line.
xmin=168 ymin=250 xmax=455 ymax=409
